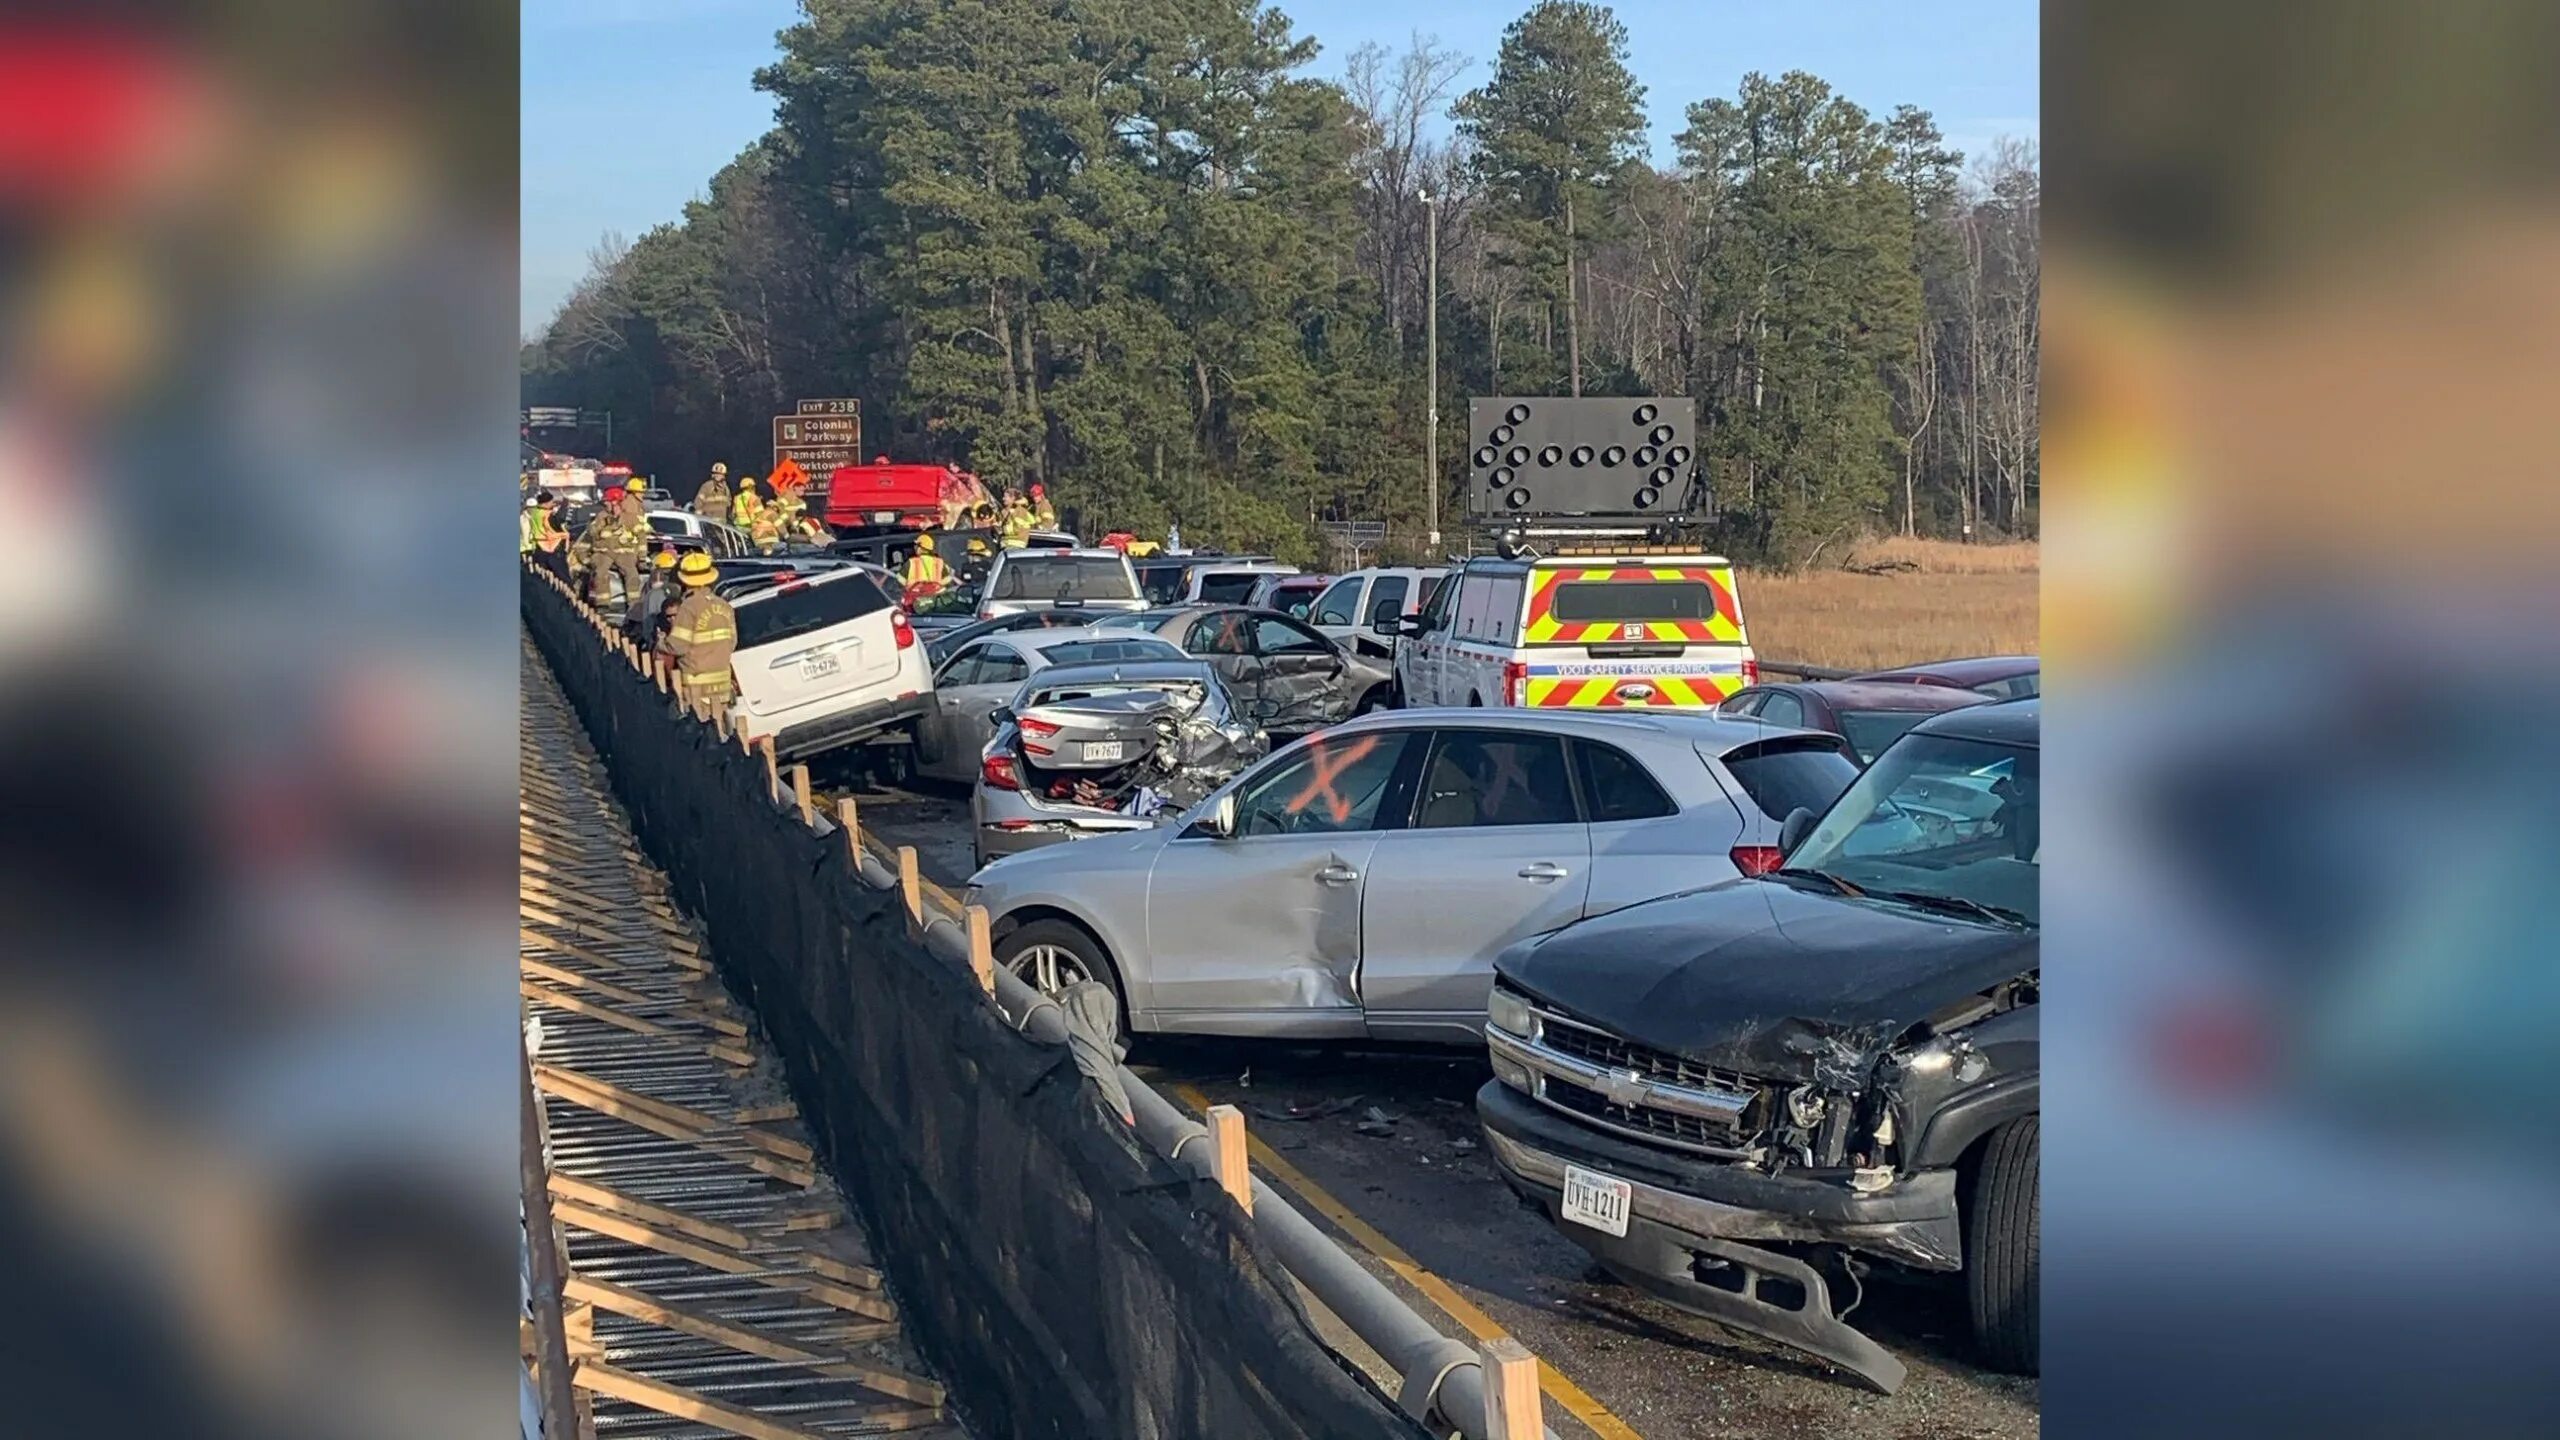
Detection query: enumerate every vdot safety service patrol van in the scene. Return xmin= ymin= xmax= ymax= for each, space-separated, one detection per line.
xmin=1392 ymin=552 xmax=1757 ymax=710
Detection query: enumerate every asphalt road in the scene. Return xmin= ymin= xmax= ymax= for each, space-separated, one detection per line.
xmin=817 ymin=765 xmax=2041 ymax=1440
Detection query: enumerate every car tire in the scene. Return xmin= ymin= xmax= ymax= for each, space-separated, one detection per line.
xmin=1965 ymin=1115 xmax=2040 ymax=1374
xmin=996 ymin=919 xmax=1126 ymax=1041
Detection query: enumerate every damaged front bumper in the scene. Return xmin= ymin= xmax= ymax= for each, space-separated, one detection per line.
xmin=1478 ymin=1079 xmax=1959 ymax=1393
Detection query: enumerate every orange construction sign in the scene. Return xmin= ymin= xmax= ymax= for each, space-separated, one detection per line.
xmin=769 ymin=457 xmax=810 ymax=493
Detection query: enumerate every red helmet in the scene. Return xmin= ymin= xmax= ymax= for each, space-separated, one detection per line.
xmin=604 ymin=486 xmax=626 ymax=502
xmin=1030 ymin=482 xmax=1046 ymax=498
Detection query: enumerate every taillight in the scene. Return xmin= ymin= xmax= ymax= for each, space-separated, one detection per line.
xmin=891 ymin=609 xmax=916 ymax=650
xmin=981 ymin=752 xmax=1020 ymax=790
xmin=1729 ymin=844 xmax=1784 ymax=877
xmin=1741 ymin=657 xmax=1761 ymax=686
xmin=1502 ymin=659 xmax=1528 ymax=706
xmin=1017 ymin=714 xmax=1060 ymax=757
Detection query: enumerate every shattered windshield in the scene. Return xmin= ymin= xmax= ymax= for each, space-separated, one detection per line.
xmin=1785 ymin=733 xmax=2039 ymax=927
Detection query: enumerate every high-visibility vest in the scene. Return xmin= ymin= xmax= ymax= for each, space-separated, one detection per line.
xmin=904 ymin=552 xmax=949 ymax=587
xmin=519 ymin=508 xmax=541 ymax=553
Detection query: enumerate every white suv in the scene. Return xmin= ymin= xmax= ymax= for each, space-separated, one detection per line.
xmin=1307 ymin=566 xmax=1446 ymax=657
xmin=727 ymin=566 xmax=935 ymax=760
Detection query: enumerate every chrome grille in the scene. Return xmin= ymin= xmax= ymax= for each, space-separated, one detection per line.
xmin=1542 ymin=1078 xmax=1737 ymax=1151
xmin=1537 ymin=1009 xmax=1768 ymax=1103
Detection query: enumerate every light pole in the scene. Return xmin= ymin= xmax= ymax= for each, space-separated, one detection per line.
xmin=1420 ymin=189 xmax=1440 ymax=550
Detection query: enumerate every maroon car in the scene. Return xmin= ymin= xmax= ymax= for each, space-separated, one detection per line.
xmin=1853 ymin=654 xmax=2041 ymax=701
xmin=1719 ymin=680 xmax=1992 ymax=764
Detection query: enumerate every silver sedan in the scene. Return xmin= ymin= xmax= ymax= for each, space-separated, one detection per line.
xmin=967 ymin=708 xmax=1860 ymax=1043
xmin=912 ymin=627 xmax=1184 ymax=782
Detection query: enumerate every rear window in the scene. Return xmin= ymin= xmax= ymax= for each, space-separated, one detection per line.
xmin=1720 ymin=739 xmax=1859 ymax=821
xmin=734 ymin=572 xmax=896 ymax=652
xmin=1137 ymin=566 xmax=1187 ymax=605
xmin=1035 ymin=638 xmax=1182 ymax=666
xmin=1195 ymin=572 xmax=1263 ymax=604
xmin=1837 ymin=710 xmax=1936 ymax=766
xmin=1550 ymin=579 xmax=1720 ymax=624
xmin=991 ymin=556 xmax=1137 ymax=602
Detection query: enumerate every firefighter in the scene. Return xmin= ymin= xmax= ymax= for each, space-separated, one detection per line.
xmin=748 ymin=497 xmax=783 ymax=554
xmin=693 ymin=462 xmax=731 ymax=519
xmin=625 ymin=546 xmax=681 ymax=648
xmin=997 ymin=491 xmax=1034 ymax=550
xmin=584 ymin=486 xmax=646 ymax=606
xmin=901 ymin=533 xmax=950 ymax=601
xmin=519 ymin=493 xmax=547 ymax=557
xmin=1028 ymin=481 xmax=1058 ymax=532
xmin=657 ymin=553 xmax=738 ymax=711
xmin=730 ymin=480 xmax=762 ymax=531
xmin=958 ymin=535 xmax=994 ymax=584
xmin=770 ymin=478 xmax=810 ymax=543
xmin=611 ymin=485 xmax=653 ymax=604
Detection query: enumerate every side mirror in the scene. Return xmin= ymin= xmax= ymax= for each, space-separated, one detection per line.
xmin=1395 ymin=614 xmax=1428 ymax=637
xmin=1198 ymin=792 xmax=1239 ymax=838
xmin=1368 ymin=598 xmax=1400 ymax=632
xmin=1777 ymin=806 xmax=1816 ymax=859
xmin=989 ymin=705 xmax=1015 ymax=729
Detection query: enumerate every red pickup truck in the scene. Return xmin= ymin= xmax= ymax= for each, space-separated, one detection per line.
xmin=823 ymin=460 xmax=989 ymax=530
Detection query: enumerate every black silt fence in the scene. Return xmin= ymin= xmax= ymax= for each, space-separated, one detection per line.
xmin=524 ymin=570 xmax=1422 ymax=1440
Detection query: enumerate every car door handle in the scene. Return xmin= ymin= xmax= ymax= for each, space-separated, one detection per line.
xmin=1315 ymin=863 xmax=1362 ymax=886
xmin=1517 ymin=862 xmax=1571 ymax=881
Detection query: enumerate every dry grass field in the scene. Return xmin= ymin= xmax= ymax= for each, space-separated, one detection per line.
xmin=1740 ymin=539 xmax=2039 ymax=672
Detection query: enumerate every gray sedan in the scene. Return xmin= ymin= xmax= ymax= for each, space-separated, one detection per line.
xmin=967 ymin=708 xmax=1859 ymax=1043
xmin=1095 ymin=605 xmax=1394 ymax=735
xmin=912 ymin=627 xmax=1184 ymax=782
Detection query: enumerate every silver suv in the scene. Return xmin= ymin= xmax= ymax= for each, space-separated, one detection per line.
xmin=975 ymin=548 xmax=1146 ymax=619
xmin=968 ymin=708 xmax=1857 ymax=1043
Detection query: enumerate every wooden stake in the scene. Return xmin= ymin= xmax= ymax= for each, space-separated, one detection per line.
xmin=790 ymin=764 xmax=814 ymax=827
xmin=896 ymin=847 xmax=921 ymax=932
xmin=760 ymin=737 xmax=780 ymax=803
xmin=836 ymin=797 xmax=861 ymax=863
xmin=1478 ymin=1337 xmax=1543 ymax=1440
xmin=1204 ymin=1105 xmax=1251 ymax=1215
xmin=964 ymin=906 xmax=995 ymax=993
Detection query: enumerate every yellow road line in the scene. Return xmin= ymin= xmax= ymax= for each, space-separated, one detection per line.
xmin=1170 ymin=1082 xmax=1643 ymax=1440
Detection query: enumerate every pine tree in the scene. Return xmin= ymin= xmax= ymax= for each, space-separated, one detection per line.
xmin=1454 ymin=1 xmax=1645 ymax=397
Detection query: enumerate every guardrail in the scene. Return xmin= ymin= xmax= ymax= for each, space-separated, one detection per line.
xmin=524 ymin=564 xmax=1560 ymax=1440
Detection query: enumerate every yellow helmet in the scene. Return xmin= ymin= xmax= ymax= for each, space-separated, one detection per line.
xmin=916 ymin=533 xmax=937 ymax=553
xmin=653 ymin=549 xmax=679 ymax=570
xmin=678 ymin=553 xmax=717 ymax=587
xmin=967 ymin=538 xmax=990 ymax=555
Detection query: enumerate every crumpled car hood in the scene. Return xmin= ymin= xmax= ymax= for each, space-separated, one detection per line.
xmin=1499 ymin=879 xmax=2037 ymax=1082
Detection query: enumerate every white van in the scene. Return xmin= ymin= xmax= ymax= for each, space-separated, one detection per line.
xmin=727 ymin=566 xmax=935 ymax=760
xmin=1306 ymin=566 xmax=1446 ymax=657
xmin=1390 ymin=552 xmax=1757 ymax=710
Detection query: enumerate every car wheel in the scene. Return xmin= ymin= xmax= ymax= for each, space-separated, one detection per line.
xmin=997 ymin=919 xmax=1125 ymax=1037
xmin=1965 ymin=1115 xmax=2040 ymax=1374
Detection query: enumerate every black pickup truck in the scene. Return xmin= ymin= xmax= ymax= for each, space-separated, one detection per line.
xmin=1478 ymin=699 xmax=2040 ymax=1393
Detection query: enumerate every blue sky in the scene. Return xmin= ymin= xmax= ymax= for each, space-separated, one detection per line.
xmin=522 ymin=0 xmax=2037 ymax=334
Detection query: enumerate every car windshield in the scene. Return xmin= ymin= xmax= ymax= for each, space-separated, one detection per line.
xmin=1837 ymin=709 xmax=1939 ymax=765
xmin=1785 ymin=733 xmax=2040 ymax=927
xmin=990 ymin=556 xmax=1137 ymax=601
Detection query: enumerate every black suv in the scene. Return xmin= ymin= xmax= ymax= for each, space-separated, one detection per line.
xmin=1477 ymin=699 xmax=2039 ymax=1393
